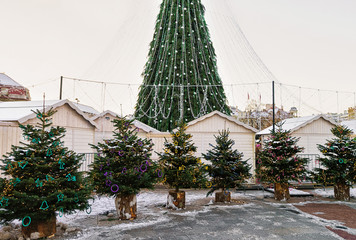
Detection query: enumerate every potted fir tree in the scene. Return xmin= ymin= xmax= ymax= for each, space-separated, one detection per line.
xmin=256 ymin=124 xmax=308 ymax=201
xmin=0 ymin=109 xmax=92 ymax=238
xmin=312 ymin=125 xmax=356 ymax=201
xmin=157 ymin=122 xmax=206 ymax=209
xmin=203 ymin=130 xmax=251 ymax=202
xmin=89 ymin=117 xmax=158 ymax=220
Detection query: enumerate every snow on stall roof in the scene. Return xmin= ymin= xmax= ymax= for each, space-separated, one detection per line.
xmin=185 ymin=110 xmax=258 ymax=133
xmin=0 ymin=73 xmax=21 ymax=86
xmin=92 ymin=111 xmax=160 ymax=133
xmin=341 ymin=120 xmax=356 ymax=135
xmin=313 ymin=187 xmax=356 ymax=198
xmin=73 ymin=103 xmax=100 ymax=115
xmin=91 ymin=110 xmax=119 ymax=121
xmin=257 ymin=115 xmax=336 ymax=135
xmin=0 ymin=100 xmax=62 ymax=121
xmin=132 ymin=119 xmax=161 ymax=133
xmin=0 ymin=100 xmax=97 ymax=127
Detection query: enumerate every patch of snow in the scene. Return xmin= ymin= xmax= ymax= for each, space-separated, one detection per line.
xmin=212 ymin=202 xmax=255 ymax=209
xmin=169 ymin=207 xmax=210 ymax=217
xmin=75 ymin=215 xmax=170 ymax=240
xmin=313 ymin=187 xmax=356 ymax=198
xmin=266 ymin=188 xmax=313 ymax=196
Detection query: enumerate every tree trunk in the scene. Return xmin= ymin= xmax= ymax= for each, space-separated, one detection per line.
xmin=215 ymin=191 xmax=231 ymax=203
xmin=334 ymin=182 xmax=350 ymax=201
xmin=22 ymin=216 xmax=56 ymax=238
xmin=274 ymin=183 xmax=290 ymax=201
xmin=115 ymin=194 xmax=137 ymax=220
xmin=167 ymin=190 xmax=185 ymax=209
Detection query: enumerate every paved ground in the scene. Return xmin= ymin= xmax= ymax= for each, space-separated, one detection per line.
xmin=57 ymin=190 xmax=356 ymax=240
xmin=104 ymin=202 xmax=343 ymax=240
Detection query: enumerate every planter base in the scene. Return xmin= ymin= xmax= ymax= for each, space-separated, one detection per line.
xmin=274 ymin=183 xmax=290 ymax=201
xmin=215 ymin=191 xmax=231 ymax=203
xmin=167 ymin=190 xmax=185 ymax=209
xmin=115 ymin=194 xmax=137 ymax=220
xmin=21 ymin=216 xmax=56 ymax=238
xmin=334 ymin=182 xmax=350 ymax=201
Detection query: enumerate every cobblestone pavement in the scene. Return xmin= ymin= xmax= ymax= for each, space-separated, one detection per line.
xmin=59 ymin=191 xmax=356 ymax=240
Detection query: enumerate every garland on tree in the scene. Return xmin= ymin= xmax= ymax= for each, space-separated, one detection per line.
xmin=203 ymin=130 xmax=251 ymax=196
xmin=0 ymin=109 xmax=92 ymax=225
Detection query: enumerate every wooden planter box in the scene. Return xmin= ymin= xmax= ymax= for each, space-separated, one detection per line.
xmin=215 ymin=191 xmax=231 ymax=203
xmin=274 ymin=183 xmax=290 ymax=201
xmin=167 ymin=190 xmax=185 ymax=209
xmin=22 ymin=216 xmax=56 ymax=238
xmin=334 ymin=182 xmax=350 ymax=201
xmin=115 ymin=194 xmax=137 ymax=220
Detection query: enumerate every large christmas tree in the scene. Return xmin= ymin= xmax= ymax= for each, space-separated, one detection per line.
xmin=134 ymin=0 xmax=231 ymax=132
xmin=312 ymin=125 xmax=356 ymax=201
xmin=0 ymin=109 xmax=92 ymax=238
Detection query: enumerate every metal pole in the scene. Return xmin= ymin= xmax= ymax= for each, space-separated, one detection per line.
xmin=59 ymin=76 xmax=63 ymax=100
xmin=272 ymin=81 xmax=275 ymax=133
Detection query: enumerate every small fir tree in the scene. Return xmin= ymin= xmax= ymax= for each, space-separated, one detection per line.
xmin=89 ymin=117 xmax=158 ymax=219
xmin=256 ymin=124 xmax=308 ymax=200
xmin=312 ymin=125 xmax=356 ymax=201
xmin=0 ymin=109 xmax=92 ymax=238
xmin=157 ymin=122 xmax=207 ymax=208
xmin=203 ymin=130 xmax=251 ymax=200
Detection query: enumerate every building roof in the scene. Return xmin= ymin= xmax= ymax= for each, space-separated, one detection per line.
xmin=92 ymin=110 xmax=160 ymax=133
xmin=341 ymin=120 xmax=356 ymax=134
xmin=132 ymin=120 xmax=161 ymax=133
xmin=0 ymin=99 xmax=97 ymax=128
xmin=185 ymin=110 xmax=259 ymax=133
xmin=0 ymin=73 xmax=21 ymax=86
xmin=257 ymin=115 xmax=337 ymax=135
xmin=91 ymin=110 xmax=119 ymax=121
xmin=73 ymin=103 xmax=100 ymax=115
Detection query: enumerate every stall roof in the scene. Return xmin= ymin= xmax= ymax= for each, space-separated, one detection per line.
xmin=257 ymin=115 xmax=336 ymax=135
xmin=185 ymin=110 xmax=259 ymax=133
xmin=73 ymin=103 xmax=100 ymax=115
xmin=92 ymin=110 xmax=160 ymax=133
xmin=0 ymin=99 xmax=97 ymax=127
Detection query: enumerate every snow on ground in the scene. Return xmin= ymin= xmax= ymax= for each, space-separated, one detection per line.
xmin=312 ymin=187 xmax=356 ymax=198
xmin=58 ymin=191 xmax=167 ymax=224
xmin=265 ymin=187 xmax=313 ymax=196
xmin=59 ymin=189 xmax=268 ymax=239
xmin=0 ymin=189 xmax=273 ymax=228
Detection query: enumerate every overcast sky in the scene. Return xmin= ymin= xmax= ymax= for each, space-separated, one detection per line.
xmin=0 ymin=0 xmax=355 ymax=115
